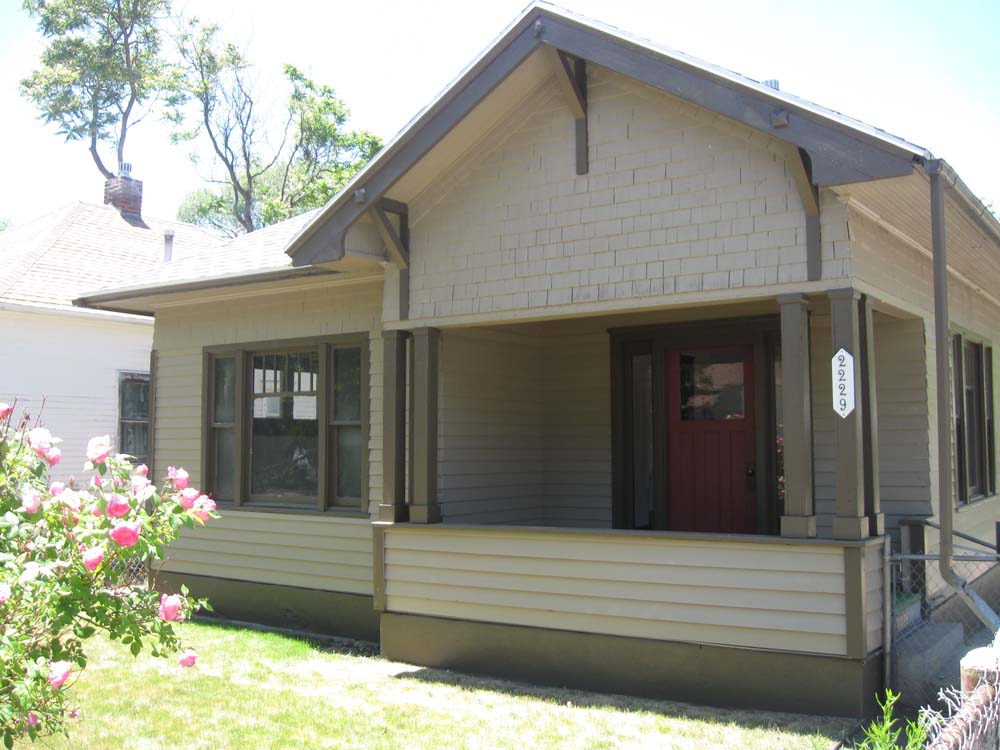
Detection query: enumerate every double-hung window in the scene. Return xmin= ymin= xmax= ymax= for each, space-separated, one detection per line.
xmin=953 ymin=334 xmax=995 ymax=504
xmin=119 ymin=373 xmax=150 ymax=464
xmin=204 ymin=337 xmax=368 ymax=511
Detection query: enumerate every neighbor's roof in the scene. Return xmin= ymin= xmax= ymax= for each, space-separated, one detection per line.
xmin=0 ymin=203 xmax=220 ymax=313
xmin=73 ymin=209 xmax=333 ymax=310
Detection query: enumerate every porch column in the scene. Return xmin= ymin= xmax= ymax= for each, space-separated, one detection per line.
xmin=778 ymin=294 xmax=816 ymax=537
xmin=411 ymin=327 xmax=441 ymax=523
xmin=379 ymin=330 xmax=409 ymax=522
xmin=828 ymin=288 xmax=871 ymax=540
xmin=859 ymin=294 xmax=884 ymax=536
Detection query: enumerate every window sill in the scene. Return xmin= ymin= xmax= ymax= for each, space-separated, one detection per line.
xmin=956 ymin=493 xmax=999 ymax=513
xmin=214 ymin=501 xmax=369 ymax=519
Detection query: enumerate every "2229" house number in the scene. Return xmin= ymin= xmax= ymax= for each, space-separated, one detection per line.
xmin=831 ymin=348 xmax=856 ymax=418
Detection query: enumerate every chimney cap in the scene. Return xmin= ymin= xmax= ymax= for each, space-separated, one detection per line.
xmin=164 ymin=228 xmax=175 ymax=238
xmin=119 ymin=162 xmax=132 ymax=177
xmin=763 ymin=79 xmax=780 ymax=90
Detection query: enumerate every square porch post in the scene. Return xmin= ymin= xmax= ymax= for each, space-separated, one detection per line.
xmin=379 ymin=330 xmax=409 ymax=522
xmin=778 ymin=294 xmax=816 ymax=537
xmin=411 ymin=327 xmax=441 ymax=523
xmin=828 ymin=288 xmax=871 ymax=540
xmin=859 ymin=294 xmax=884 ymax=536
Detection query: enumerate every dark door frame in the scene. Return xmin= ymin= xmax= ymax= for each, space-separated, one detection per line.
xmin=609 ymin=316 xmax=781 ymax=535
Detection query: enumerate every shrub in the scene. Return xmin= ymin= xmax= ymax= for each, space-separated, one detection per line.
xmin=856 ymin=690 xmax=928 ymax=750
xmin=0 ymin=405 xmax=217 ymax=747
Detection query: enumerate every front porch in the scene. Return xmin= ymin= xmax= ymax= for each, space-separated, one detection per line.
xmin=375 ymin=290 xmax=923 ymax=714
xmin=374 ymin=523 xmax=885 ymax=716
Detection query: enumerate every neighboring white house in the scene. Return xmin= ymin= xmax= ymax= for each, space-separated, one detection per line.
xmin=0 ymin=177 xmax=219 ymax=475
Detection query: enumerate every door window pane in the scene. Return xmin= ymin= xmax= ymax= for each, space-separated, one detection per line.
xmin=120 ymin=421 xmax=147 ymax=461
xmin=334 ymin=348 xmax=362 ymax=422
xmin=120 ymin=379 xmax=149 ymax=420
xmin=679 ymin=349 xmax=745 ymax=421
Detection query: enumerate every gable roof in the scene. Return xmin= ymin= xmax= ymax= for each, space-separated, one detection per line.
xmin=285 ymin=1 xmax=934 ymax=267
xmin=0 ymin=203 xmax=220 ymax=314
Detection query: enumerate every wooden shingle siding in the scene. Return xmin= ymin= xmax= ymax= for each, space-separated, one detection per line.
xmin=405 ymin=67 xmax=840 ymax=324
xmin=151 ymin=280 xmax=382 ymax=592
xmin=383 ymin=526 xmax=850 ymax=656
xmin=162 ymin=513 xmax=373 ymax=594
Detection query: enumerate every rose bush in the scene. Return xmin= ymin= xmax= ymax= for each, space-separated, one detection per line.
xmin=0 ymin=404 xmax=218 ymax=747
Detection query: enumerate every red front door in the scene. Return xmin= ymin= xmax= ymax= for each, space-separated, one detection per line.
xmin=666 ymin=345 xmax=756 ymax=533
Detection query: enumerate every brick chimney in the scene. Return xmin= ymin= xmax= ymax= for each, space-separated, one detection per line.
xmin=104 ymin=163 xmax=143 ymax=220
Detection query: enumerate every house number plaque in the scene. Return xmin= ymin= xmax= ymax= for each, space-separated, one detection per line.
xmin=831 ymin=348 xmax=855 ymax=419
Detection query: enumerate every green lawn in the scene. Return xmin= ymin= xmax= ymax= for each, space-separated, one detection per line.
xmin=20 ymin=621 xmax=857 ymax=750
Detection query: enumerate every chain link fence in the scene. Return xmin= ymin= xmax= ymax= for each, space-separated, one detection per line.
xmin=891 ymin=536 xmax=1000 ymax=710
xmin=107 ymin=557 xmax=149 ymax=589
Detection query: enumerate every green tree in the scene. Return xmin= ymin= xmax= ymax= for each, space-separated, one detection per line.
xmin=20 ymin=0 xmax=173 ymax=180
xmin=0 ymin=218 xmax=9 ymax=233
xmin=172 ymin=20 xmax=381 ymax=235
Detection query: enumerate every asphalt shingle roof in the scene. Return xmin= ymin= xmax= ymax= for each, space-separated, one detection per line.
xmin=0 ymin=203 xmax=221 ymax=312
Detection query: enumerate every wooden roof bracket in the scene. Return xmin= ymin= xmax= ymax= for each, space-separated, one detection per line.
xmin=548 ymin=47 xmax=588 ymax=175
xmin=369 ymin=200 xmax=410 ymax=269
xmin=789 ymin=147 xmax=822 ymax=281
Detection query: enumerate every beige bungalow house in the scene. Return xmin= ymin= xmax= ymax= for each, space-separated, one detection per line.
xmin=77 ymin=4 xmax=1000 ymax=717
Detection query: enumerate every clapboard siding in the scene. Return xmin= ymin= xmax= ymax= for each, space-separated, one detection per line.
xmin=864 ymin=539 xmax=884 ymax=653
xmin=874 ymin=315 xmax=933 ymax=532
xmin=383 ymin=525 xmax=850 ymax=655
xmin=161 ymin=512 xmax=373 ymax=594
xmin=541 ymin=328 xmax=612 ymax=526
xmin=438 ymin=329 xmax=544 ymax=524
xmin=0 ymin=310 xmax=152 ymax=478
xmin=151 ymin=280 xmax=382 ymax=593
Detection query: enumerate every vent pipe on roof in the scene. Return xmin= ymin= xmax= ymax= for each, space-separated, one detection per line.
xmin=763 ymin=79 xmax=780 ymax=90
xmin=163 ymin=229 xmax=175 ymax=263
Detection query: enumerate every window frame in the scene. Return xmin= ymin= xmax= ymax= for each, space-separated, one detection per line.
xmin=953 ymin=331 xmax=995 ymax=506
xmin=202 ymin=335 xmax=370 ymax=515
xmin=118 ymin=371 xmax=150 ymax=465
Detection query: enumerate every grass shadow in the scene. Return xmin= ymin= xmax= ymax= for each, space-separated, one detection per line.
xmin=192 ymin=613 xmax=379 ymax=657
xmin=393 ymin=663 xmax=858 ymax=740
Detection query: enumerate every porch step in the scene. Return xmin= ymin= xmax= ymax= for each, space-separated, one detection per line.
xmin=895 ymin=621 xmax=964 ymax=708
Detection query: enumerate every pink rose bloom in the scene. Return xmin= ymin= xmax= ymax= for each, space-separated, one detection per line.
xmin=49 ymin=481 xmax=65 ymax=496
xmin=106 ymin=494 xmax=131 ymax=518
xmin=135 ymin=464 xmax=149 ymax=477
xmin=20 ymin=485 xmax=41 ymax=514
xmin=179 ymin=487 xmax=199 ymax=510
xmin=0 ymin=402 xmax=12 ymax=419
xmin=61 ymin=490 xmax=82 ymax=513
xmin=86 ymin=435 xmax=112 ymax=465
xmin=48 ymin=660 xmax=72 ymax=689
xmin=27 ymin=427 xmax=52 ymax=457
xmin=167 ymin=466 xmax=189 ymax=490
xmin=109 ymin=521 xmax=141 ymax=547
xmin=192 ymin=495 xmax=216 ymax=521
xmin=178 ymin=650 xmax=197 ymax=668
xmin=69 ymin=710 xmax=79 ymax=719
xmin=82 ymin=546 xmax=104 ymax=572
xmin=27 ymin=712 xmax=39 ymax=727
xmin=90 ymin=474 xmax=102 ymax=488
xmin=159 ymin=593 xmax=185 ymax=622
xmin=0 ymin=582 xmax=11 ymax=604
xmin=44 ymin=446 xmax=61 ymax=466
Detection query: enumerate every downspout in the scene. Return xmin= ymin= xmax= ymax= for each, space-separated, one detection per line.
xmin=927 ymin=158 xmax=1000 ymax=632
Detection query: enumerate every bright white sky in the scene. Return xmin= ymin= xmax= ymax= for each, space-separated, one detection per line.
xmin=1 ymin=0 xmax=998 ymax=227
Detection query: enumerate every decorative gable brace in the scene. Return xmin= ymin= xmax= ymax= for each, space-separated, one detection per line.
xmin=369 ymin=199 xmax=409 ymax=268
xmin=547 ymin=47 xmax=588 ymax=174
